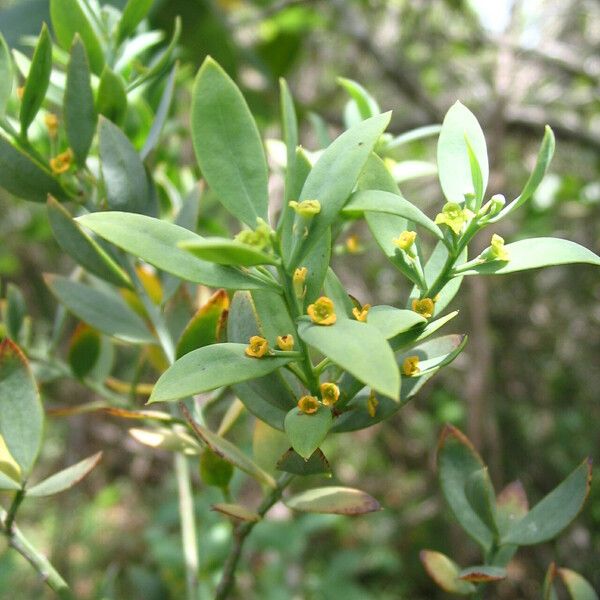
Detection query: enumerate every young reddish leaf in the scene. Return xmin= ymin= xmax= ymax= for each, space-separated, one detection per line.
xmin=458 ymin=565 xmax=507 ymax=583
xmin=496 ymin=480 xmax=529 ymax=535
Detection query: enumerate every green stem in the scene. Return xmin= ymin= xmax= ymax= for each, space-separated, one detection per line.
xmin=0 ymin=510 xmax=74 ymax=599
xmin=214 ymin=473 xmax=294 ymax=600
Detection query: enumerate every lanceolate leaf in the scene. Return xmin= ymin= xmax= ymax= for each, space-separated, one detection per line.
xmin=437 ymin=424 xmax=494 ymax=550
xmin=458 ymin=566 xmax=507 ymax=583
xmin=0 ymin=340 xmax=44 ymax=479
xmin=117 ymin=0 xmax=154 ymax=42
xmin=365 ymin=306 xmax=426 ymax=338
xmin=338 ymin=77 xmax=380 ymax=122
xmin=50 ymin=0 xmax=105 ymax=74
xmin=298 ymin=318 xmax=400 ymax=400
xmin=96 ymin=67 xmax=128 ymax=125
xmin=437 ymin=101 xmax=488 ymax=203
xmin=457 ymin=238 xmax=600 ymax=275
xmin=191 ymin=57 xmax=268 ymax=227
xmin=285 ymin=486 xmax=380 ymax=515
xmin=420 ymin=550 xmax=476 ymax=595
xmin=77 ymin=212 xmax=274 ymax=291
xmin=464 ymin=467 xmax=499 ymax=536
xmin=99 ymin=117 xmax=153 ymax=215
xmin=558 ymin=568 xmax=599 ymax=600
xmin=212 ymin=503 xmax=261 ymax=523
xmin=45 ymin=275 xmax=154 ymax=344
xmin=0 ymin=135 xmax=67 ymax=202
xmin=19 ymin=24 xmax=52 ymax=135
xmin=501 ymin=458 xmax=592 ymax=545
xmin=279 ymin=78 xmax=299 ymax=204
xmin=288 ymin=112 xmax=391 ymax=267
xmin=26 ymin=451 xmax=102 ymax=497
xmin=64 ymin=36 xmax=96 ymax=165
xmin=343 ymin=190 xmax=444 ymax=241
xmin=47 ymin=197 xmax=131 ymax=287
xmin=0 ymin=32 xmax=12 ymax=118
xmin=149 ymin=343 xmax=293 ymax=403
xmin=179 ymin=237 xmax=279 ymax=266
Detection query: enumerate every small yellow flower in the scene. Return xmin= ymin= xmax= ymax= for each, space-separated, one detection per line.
xmin=245 ymin=335 xmax=269 ymax=358
xmin=402 ymin=355 xmax=421 ymax=377
xmin=320 ymin=382 xmax=340 ymax=406
xmin=16 ymin=86 xmax=24 ymax=100
xmin=307 ymin=296 xmax=336 ymax=326
xmin=367 ymin=390 xmax=378 ymax=417
xmin=412 ymin=297 xmax=435 ymax=319
xmin=44 ymin=113 xmax=59 ymax=137
xmin=488 ymin=233 xmax=510 ymax=261
xmin=393 ymin=230 xmax=417 ymax=251
xmin=352 ymin=304 xmax=370 ymax=322
xmin=234 ymin=219 xmax=272 ymax=250
xmin=50 ymin=149 xmax=73 ymax=175
xmin=434 ymin=202 xmax=474 ymax=235
xmin=276 ymin=334 xmax=294 ymax=351
xmin=345 ymin=234 xmax=362 ymax=254
xmin=297 ymin=395 xmax=319 ymax=414
xmin=289 ymin=199 xmax=321 ymax=216
xmin=293 ymin=266 xmax=308 ymax=299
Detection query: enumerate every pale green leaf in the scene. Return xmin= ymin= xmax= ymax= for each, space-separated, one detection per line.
xmin=285 ymin=486 xmax=380 ymax=515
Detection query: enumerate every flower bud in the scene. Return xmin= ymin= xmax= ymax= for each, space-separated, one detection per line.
xmin=293 ymin=267 xmax=308 ymax=299
xmin=276 ymin=334 xmax=294 ymax=351
xmin=402 ymin=355 xmax=421 ymax=376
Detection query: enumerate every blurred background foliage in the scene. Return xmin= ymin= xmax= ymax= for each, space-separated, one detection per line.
xmin=0 ymin=0 xmax=599 ymax=597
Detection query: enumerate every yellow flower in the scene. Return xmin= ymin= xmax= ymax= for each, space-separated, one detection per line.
xmin=50 ymin=149 xmax=73 ymax=175
xmin=402 ymin=355 xmax=421 ymax=377
xmin=352 ymin=304 xmax=370 ymax=322
xmin=489 ymin=233 xmax=510 ymax=261
xmin=434 ymin=202 xmax=474 ymax=235
xmin=412 ymin=297 xmax=435 ymax=319
xmin=234 ymin=219 xmax=271 ymax=250
xmin=393 ymin=230 xmax=417 ymax=251
xmin=367 ymin=390 xmax=378 ymax=417
xmin=276 ymin=334 xmax=294 ymax=351
xmin=345 ymin=234 xmax=362 ymax=254
xmin=307 ymin=296 xmax=336 ymax=326
xmin=245 ymin=335 xmax=269 ymax=358
xmin=298 ymin=395 xmax=319 ymax=414
xmin=289 ymin=199 xmax=321 ymax=216
xmin=44 ymin=113 xmax=59 ymax=137
xmin=320 ymin=382 xmax=340 ymax=406
xmin=293 ymin=266 xmax=308 ymax=299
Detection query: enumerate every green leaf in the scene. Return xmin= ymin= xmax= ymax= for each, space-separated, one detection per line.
xmin=0 ymin=134 xmax=67 ymax=202
xmin=140 ymin=63 xmax=176 ymax=160
xmin=0 ymin=469 xmax=21 ymax=491
xmin=26 ymin=451 xmax=102 ymax=497
xmin=390 ymin=310 xmax=459 ymax=352
xmin=458 ymin=238 xmax=600 ymax=275
xmin=4 ymin=283 xmax=26 ymax=341
xmin=322 ymin=268 xmax=354 ymax=319
xmin=50 ymin=0 xmax=105 ymax=75
xmin=465 ymin=134 xmax=484 ymax=205
xmin=117 ymin=0 xmax=153 ymax=42
xmin=77 ymin=212 xmax=274 ymax=290
xmin=284 ymin=405 xmax=332 ymax=459
xmin=501 ymin=458 xmax=592 ymax=545
xmin=285 ymin=486 xmax=380 ymax=515
xmin=288 ymin=112 xmax=391 ymax=267
xmin=98 ymin=117 xmax=152 ymax=215
xmin=420 ymin=550 xmax=476 ymax=595
xmin=176 ymin=289 xmax=228 ymax=358
xmin=491 ymin=126 xmax=555 ymax=222
xmin=67 ymin=324 xmax=101 ymax=379
xmin=0 ymin=32 xmax=12 ymax=118
xmin=276 ymin=448 xmax=331 ymax=476
xmin=96 ymin=66 xmax=127 ymax=126
xmin=149 ymin=343 xmax=293 ymax=403
xmin=212 ymin=503 xmax=261 ymax=523
xmin=558 ymin=568 xmax=599 ymax=600
xmin=200 ymin=448 xmax=233 ymax=489
xmin=458 ymin=565 xmax=507 ymax=583
xmin=338 ymin=77 xmax=380 ymax=121
xmin=186 ymin=420 xmax=276 ymax=488
xmin=0 ymin=339 xmax=44 ymax=479
xmin=495 ymin=480 xmax=529 ymax=536
xmin=437 ymin=101 xmax=488 ymax=203
xmin=544 ymin=563 xmax=559 ymax=600
xmin=179 ymin=237 xmax=279 ymax=267
xmin=19 ymin=24 xmax=52 ymax=135
xmin=47 ymin=197 xmax=131 ymax=288
xmin=191 ymin=57 xmax=268 ymax=227
xmin=45 ymin=275 xmax=154 ymax=344
xmin=279 ymin=78 xmax=298 ymax=204
xmin=365 ymin=306 xmax=426 ymax=339
xmin=385 ymin=124 xmax=442 ymax=152
xmin=129 ymin=427 xmax=201 ymax=455
xmin=437 ymin=424 xmax=494 ymax=550
xmin=253 ymin=420 xmax=290 ymax=474
xmin=64 ymin=36 xmax=96 ymax=165
xmin=464 ymin=467 xmax=499 ymax=536
xmin=250 ymin=289 xmax=296 ymax=346
xmin=343 ymin=190 xmax=444 ymax=241
xmin=298 ymin=318 xmax=400 ymax=400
